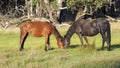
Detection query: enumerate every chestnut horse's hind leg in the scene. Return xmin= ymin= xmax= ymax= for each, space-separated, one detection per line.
xmin=20 ymin=30 xmax=28 ymax=51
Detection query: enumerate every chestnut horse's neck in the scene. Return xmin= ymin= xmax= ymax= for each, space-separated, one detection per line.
xmin=52 ymin=26 xmax=62 ymax=40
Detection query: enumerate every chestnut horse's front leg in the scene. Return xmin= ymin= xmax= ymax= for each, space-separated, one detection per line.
xmin=44 ymin=35 xmax=51 ymax=51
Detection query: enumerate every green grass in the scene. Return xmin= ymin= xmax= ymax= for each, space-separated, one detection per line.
xmin=0 ymin=23 xmax=120 ymax=68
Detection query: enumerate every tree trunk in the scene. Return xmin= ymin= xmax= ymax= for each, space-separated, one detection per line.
xmin=25 ymin=0 xmax=32 ymax=18
xmin=44 ymin=0 xmax=58 ymax=23
xmin=30 ymin=0 xmax=33 ymax=16
xmin=57 ymin=0 xmax=63 ymax=19
xmin=75 ymin=6 xmax=87 ymax=21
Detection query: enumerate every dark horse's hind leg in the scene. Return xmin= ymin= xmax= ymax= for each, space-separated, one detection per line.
xmin=106 ymin=36 xmax=112 ymax=51
xmin=100 ymin=32 xmax=111 ymax=51
xmin=20 ymin=31 xmax=28 ymax=51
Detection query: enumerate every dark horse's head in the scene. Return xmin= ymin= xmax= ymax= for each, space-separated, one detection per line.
xmin=63 ymin=37 xmax=70 ymax=48
xmin=63 ymin=23 xmax=75 ymax=49
xmin=63 ymin=26 xmax=75 ymax=48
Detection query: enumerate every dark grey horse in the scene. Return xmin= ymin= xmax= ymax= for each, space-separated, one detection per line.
xmin=63 ymin=18 xmax=112 ymax=51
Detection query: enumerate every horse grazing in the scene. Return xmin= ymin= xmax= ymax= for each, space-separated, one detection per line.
xmin=18 ymin=19 xmax=63 ymax=51
xmin=63 ymin=18 xmax=112 ymax=51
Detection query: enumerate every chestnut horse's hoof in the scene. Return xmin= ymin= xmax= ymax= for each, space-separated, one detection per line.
xmin=19 ymin=48 xmax=23 ymax=51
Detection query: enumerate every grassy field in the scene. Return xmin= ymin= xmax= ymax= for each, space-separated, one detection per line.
xmin=0 ymin=23 xmax=120 ymax=68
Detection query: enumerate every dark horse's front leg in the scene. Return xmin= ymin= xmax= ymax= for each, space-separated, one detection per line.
xmin=76 ymin=32 xmax=89 ymax=46
xmin=83 ymin=36 xmax=89 ymax=46
xmin=76 ymin=33 xmax=84 ymax=46
xmin=20 ymin=31 xmax=28 ymax=51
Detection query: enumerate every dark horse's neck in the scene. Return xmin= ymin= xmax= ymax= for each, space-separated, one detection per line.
xmin=64 ymin=25 xmax=75 ymax=41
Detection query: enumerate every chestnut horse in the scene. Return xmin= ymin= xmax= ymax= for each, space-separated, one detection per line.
xmin=18 ymin=19 xmax=63 ymax=51
xmin=64 ymin=18 xmax=112 ymax=51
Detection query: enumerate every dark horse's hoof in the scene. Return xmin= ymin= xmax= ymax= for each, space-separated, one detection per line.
xmin=101 ymin=48 xmax=104 ymax=50
xmin=107 ymin=48 xmax=113 ymax=51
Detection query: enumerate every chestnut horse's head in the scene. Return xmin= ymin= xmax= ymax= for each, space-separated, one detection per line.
xmin=57 ymin=37 xmax=64 ymax=48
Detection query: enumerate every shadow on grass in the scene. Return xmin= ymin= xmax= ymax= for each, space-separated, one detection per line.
xmin=68 ymin=45 xmax=80 ymax=49
xmin=68 ymin=44 xmax=96 ymax=49
xmin=49 ymin=48 xmax=55 ymax=50
xmin=67 ymin=44 xmax=120 ymax=51
xmin=111 ymin=44 xmax=120 ymax=49
xmin=97 ymin=44 xmax=120 ymax=51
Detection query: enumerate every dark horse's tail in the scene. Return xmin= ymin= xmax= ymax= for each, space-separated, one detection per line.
xmin=106 ymin=20 xmax=111 ymax=47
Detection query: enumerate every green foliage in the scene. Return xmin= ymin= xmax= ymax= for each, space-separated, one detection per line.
xmin=65 ymin=0 xmax=108 ymax=9
xmin=50 ymin=0 xmax=57 ymax=9
xmin=32 ymin=0 xmax=39 ymax=6
xmin=66 ymin=0 xmax=82 ymax=7
xmin=94 ymin=0 xmax=108 ymax=8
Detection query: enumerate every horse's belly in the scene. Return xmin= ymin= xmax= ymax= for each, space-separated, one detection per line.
xmin=29 ymin=29 xmax=43 ymax=37
xmin=82 ymin=29 xmax=99 ymax=36
xmin=84 ymin=33 xmax=98 ymax=36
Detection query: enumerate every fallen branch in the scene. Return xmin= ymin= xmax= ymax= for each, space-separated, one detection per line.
xmin=105 ymin=15 xmax=120 ymax=23
xmin=105 ymin=15 xmax=116 ymax=21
